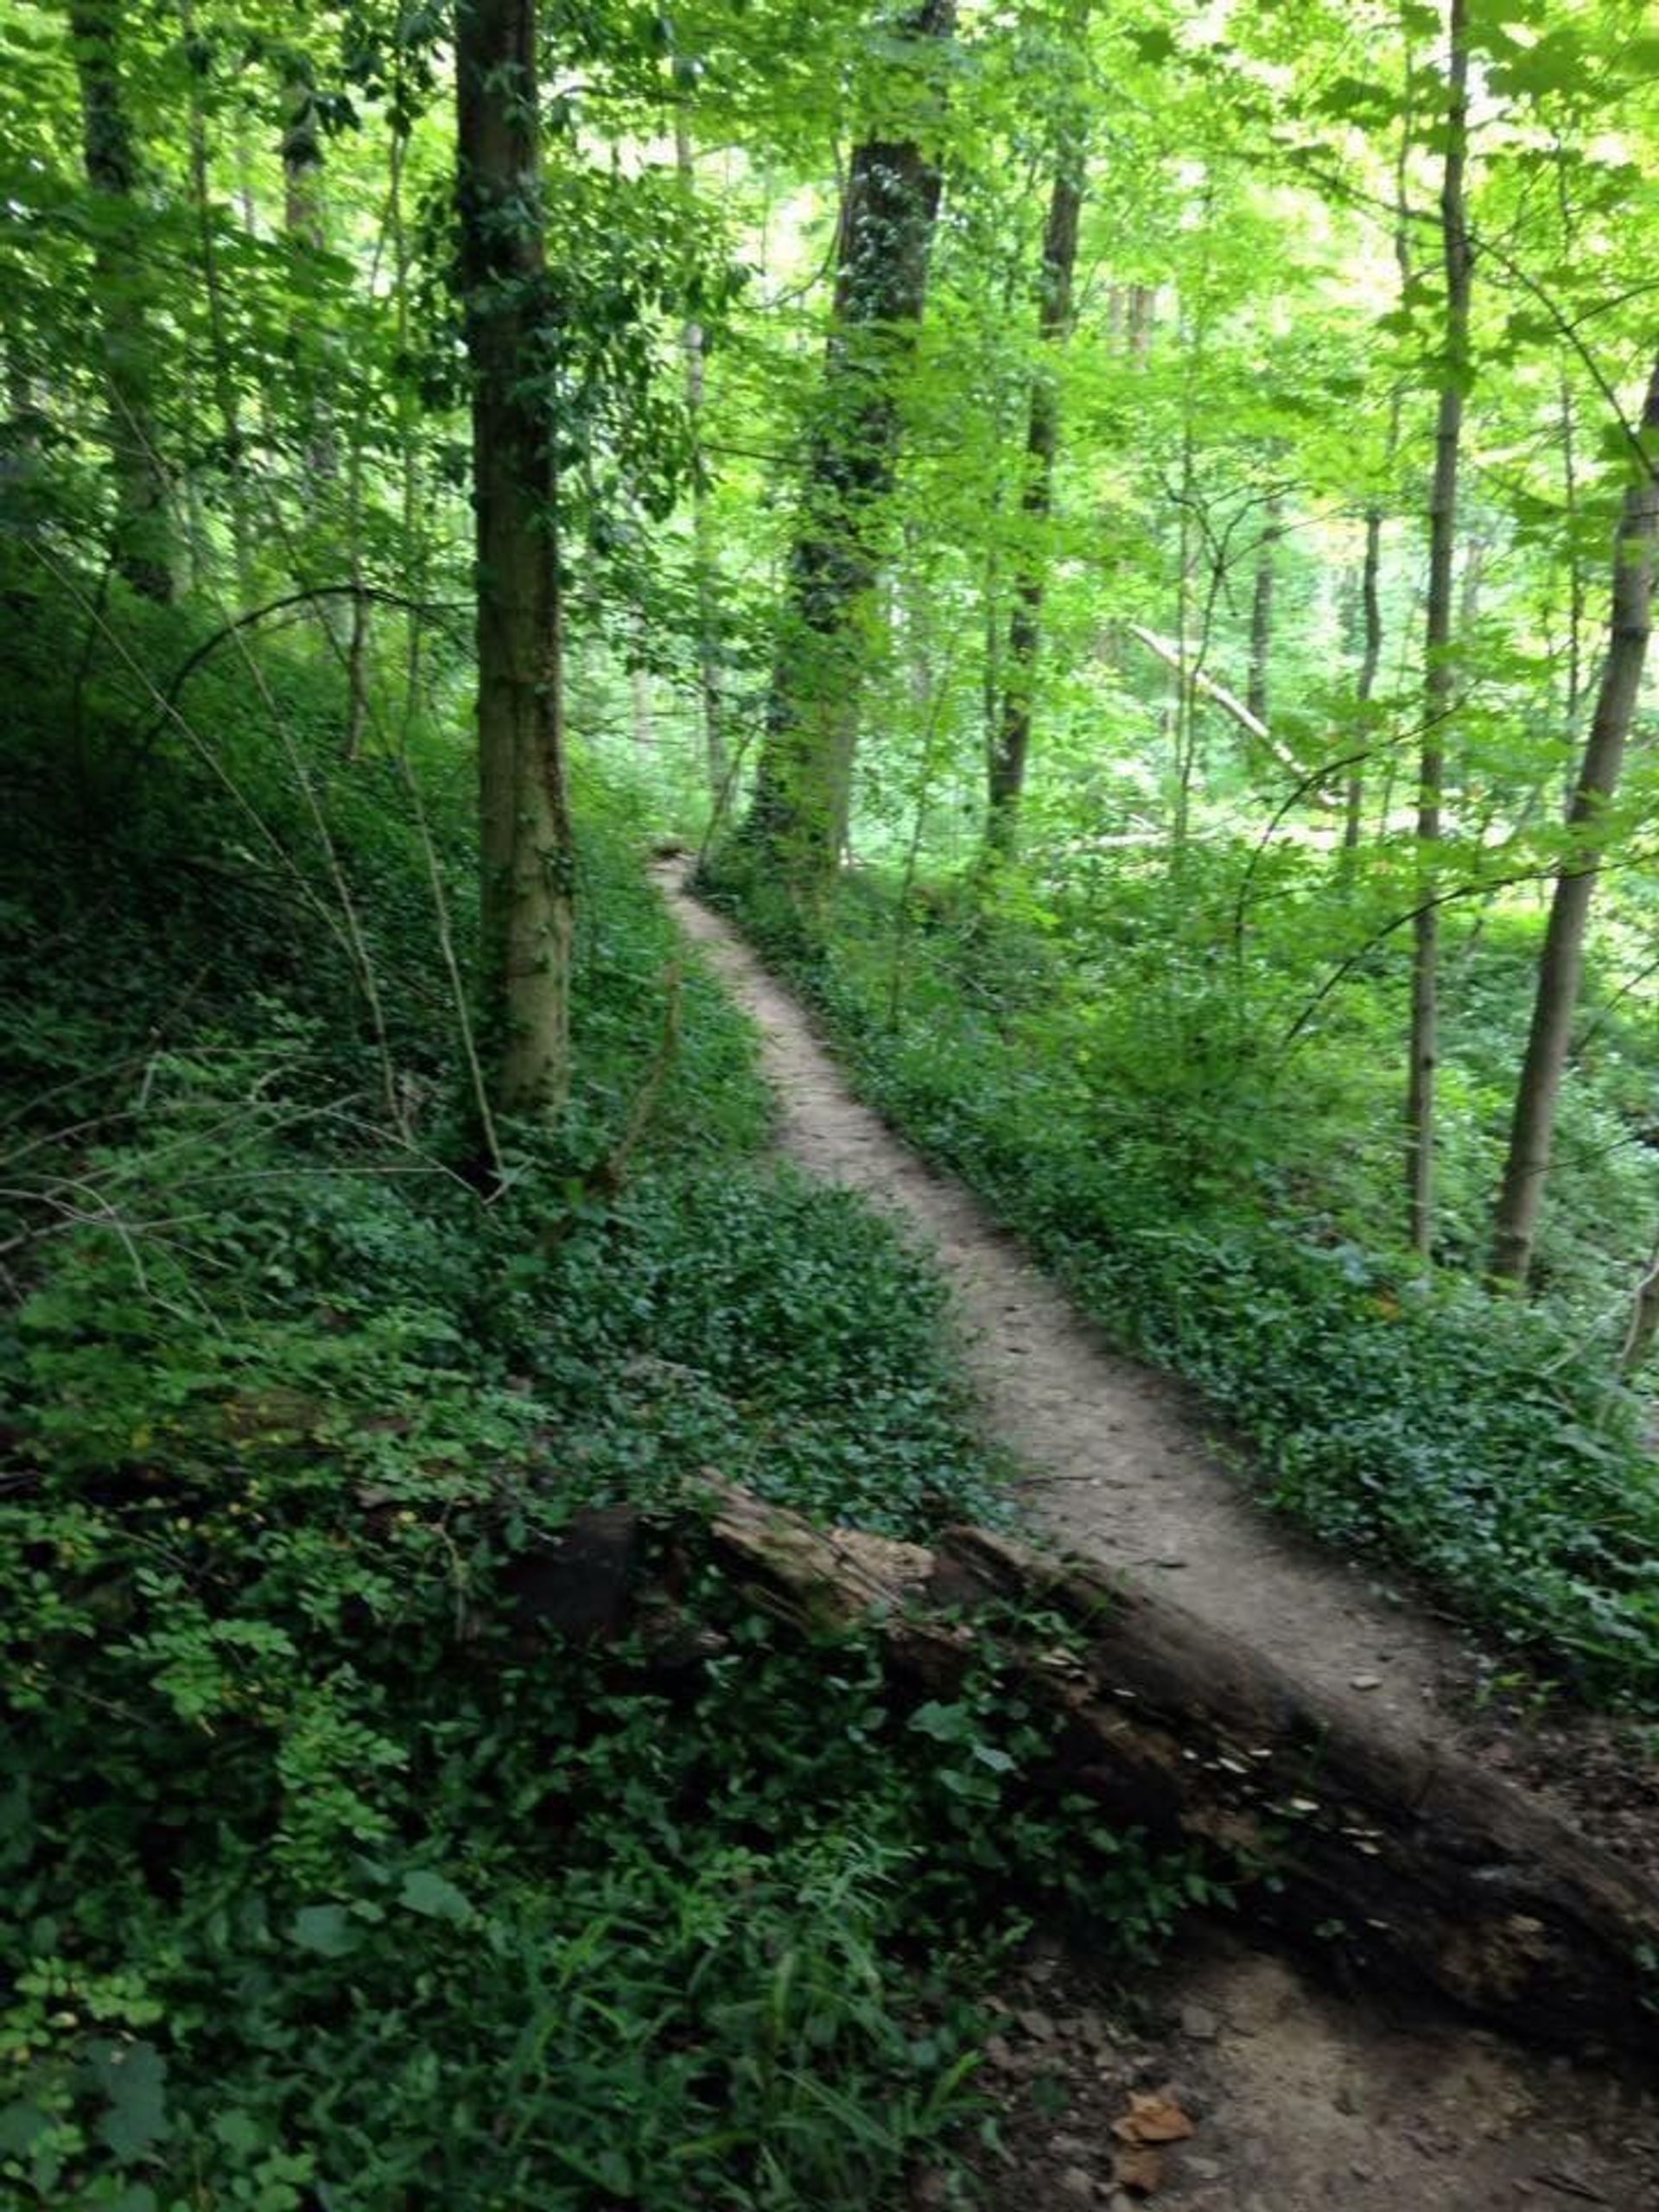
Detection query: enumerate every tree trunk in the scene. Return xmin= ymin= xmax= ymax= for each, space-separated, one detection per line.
xmin=739 ymin=0 xmax=957 ymax=926
xmin=1620 ymin=1224 xmax=1659 ymax=1375
xmin=282 ymin=56 xmax=338 ymax=495
xmin=1345 ymin=504 xmax=1384 ymax=855
xmin=675 ymin=111 xmax=729 ymax=819
xmin=987 ymin=132 xmax=1084 ymax=858
xmin=1406 ymin=0 xmax=1470 ymax=1260
xmin=1349 ymin=73 xmax=1416 ymax=866
xmin=179 ymin=2 xmax=253 ymax=596
xmin=1128 ymin=284 xmax=1156 ymax=361
xmin=1245 ymin=492 xmax=1281 ymax=731
xmin=1489 ymin=353 xmax=1659 ymax=1287
xmin=455 ymin=0 xmax=575 ymax=1121
xmin=630 ymin=623 xmax=654 ymax=756
xmin=68 ymin=1 xmax=174 ymax=601
xmin=659 ymin=1485 xmax=1659 ymax=2056
xmin=1560 ymin=378 xmax=1586 ymax=725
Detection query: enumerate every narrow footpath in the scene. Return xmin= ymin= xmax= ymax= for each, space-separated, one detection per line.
xmin=659 ymin=861 xmax=1659 ymax=2212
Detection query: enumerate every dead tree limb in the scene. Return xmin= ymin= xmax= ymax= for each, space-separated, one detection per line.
xmin=691 ymin=1484 xmax=1659 ymax=2058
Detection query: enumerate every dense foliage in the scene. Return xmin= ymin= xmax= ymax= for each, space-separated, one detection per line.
xmin=0 ymin=573 xmax=1220 ymax=2207
xmin=5 ymin=0 xmax=1659 ymax=2199
xmin=712 ymin=857 xmax=1659 ymax=1700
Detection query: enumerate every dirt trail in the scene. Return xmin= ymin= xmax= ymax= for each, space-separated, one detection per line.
xmin=663 ymin=864 xmax=1467 ymax=1723
xmin=659 ymin=865 xmax=1659 ymax=2212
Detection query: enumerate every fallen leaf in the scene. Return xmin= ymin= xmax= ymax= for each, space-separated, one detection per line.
xmin=1112 ymin=2143 xmax=1166 ymax=2195
xmin=1112 ymin=2092 xmax=1196 ymax=2146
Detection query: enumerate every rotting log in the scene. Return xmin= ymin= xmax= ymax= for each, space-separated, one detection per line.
xmin=687 ymin=1484 xmax=1659 ymax=2060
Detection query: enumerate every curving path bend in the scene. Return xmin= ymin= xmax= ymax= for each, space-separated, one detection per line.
xmin=662 ymin=862 xmax=1461 ymax=1727
xmin=658 ymin=861 xmax=1659 ymax=2212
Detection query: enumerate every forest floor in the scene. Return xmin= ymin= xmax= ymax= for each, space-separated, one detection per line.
xmin=659 ymin=860 xmax=1659 ymax=2212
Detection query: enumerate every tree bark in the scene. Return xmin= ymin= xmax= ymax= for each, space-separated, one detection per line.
xmin=1489 ymin=353 xmax=1659 ymax=1286
xmin=1620 ymin=1224 xmax=1659 ymax=1376
xmin=179 ymin=2 xmax=253 ymax=596
xmin=1406 ymin=0 xmax=1471 ymax=1259
xmin=456 ymin=0 xmax=575 ymax=1120
xmin=1348 ymin=73 xmax=1416 ymax=867
xmin=1345 ymin=504 xmax=1383 ymax=854
xmin=282 ymin=54 xmax=339 ymax=495
xmin=739 ymin=0 xmax=957 ymax=926
xmin=678 ymin=1485 xmax=1659 ymax=2056
xmin=987 ymin=130 xmax=1084 ymax=859
xmin=675 ymin=110 xmax=730 ymax=819
xmin=68 ymin=1 xmax=174 ymax=601
xmin=1245 ymin=492 xmax=1281 ymax=731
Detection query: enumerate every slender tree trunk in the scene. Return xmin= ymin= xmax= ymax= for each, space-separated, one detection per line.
xmin=282 ymin=57 xmax=338 ymax=495
xmin=1349 ymin=77 xmax=1415 ymax=866
xmin=629 ymin=626 xmax=654 ymax=756
xmin=1560 ymin=376 xmax=1586 ymax=725
xmin=282 ymin=43 xmax=368 ymax=753
xmin=1620 ymin=1223 xmax=1659 ymax=1376
xmin=739 ymin=0 xmax=957 ymax=925
xmin=385 ymin=90 xmax=429 ymax=736
xmin=1128 ymin=284 xmax=1156 ymax=361
xmin=1172 ymin=437 xmax=1195 ymax=855
xmin=343 ymin=583 xmax=369 ymax=761
xmin=674 ymin=111 xmax=729 ymax=817
xmin=1489 ymin=353 xmax=1659 ymax=1287
xmin=982 ymin=505 xmax=1002 ymax=761
xmin=987 ymin=127 xmax=1084 ymax=858
xmin=1245 ymin=489 xmax=1281 ymax=730
xmin=1406 ymin=0 xmax=1470 ymax=1260
xmin=1459 ymin=531 xmax=1486 ymax=634
xmin=68 ymin=1 xmax=174 ymax=601
xmin=179 ymin=3 xmax=252 ymax=595
xmin=1345 ymin=505 xmax=1384 ymax=854
xmin=456 ymin=0 xmax=575 ymax=1120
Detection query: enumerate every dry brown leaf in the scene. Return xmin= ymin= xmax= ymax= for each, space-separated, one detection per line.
xmin=1111 ymin=2143 xmax=1166 ymax=2196
xmin=1111 ymin=2091 xmax=1197 ymax=2145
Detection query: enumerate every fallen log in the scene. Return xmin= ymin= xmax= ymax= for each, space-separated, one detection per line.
xmin=695 ymin=1484 xmax=1659 ymax=2061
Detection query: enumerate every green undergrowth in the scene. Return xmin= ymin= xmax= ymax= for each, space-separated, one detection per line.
xmin=702 ymin=851 xmax=1659 ymax=1709
xmin=0 ymin=576 xmax=1200 ymax=2209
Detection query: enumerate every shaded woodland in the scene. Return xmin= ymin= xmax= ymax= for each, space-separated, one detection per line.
xmin=3 ymin=0 xmax=1659 ymax=2201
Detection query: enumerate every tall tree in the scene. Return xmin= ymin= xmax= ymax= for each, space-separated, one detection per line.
xmin=179 ymin=0 xmax=253 ymax=594
xmin=455 ymin=0 xmax=575 ymax=1117
xmin=1245 ymin=488 xmax=1281 ymax=729
xmin=1489 ymin=353 xmax=1659 ymax=1287
xmin=675 ymin=104 xmax=729 ymax=819
xmin=986 ymin=63 xmax=1086 ymax=858
xmin=68 ymin=0 xmax=175 ymax=601
xmin=1346 ymin=68 xmax=1414 ymax=865
xmin=280 ymin=45 xmax=338 ymax=497
xmin=1405 ymin=0 xmax=1471 ymax=1258
xmin=737 ymin=0 xmax=957 ymax=925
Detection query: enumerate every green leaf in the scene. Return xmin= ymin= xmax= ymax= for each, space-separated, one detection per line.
xmin=213 ymin=2108 xmax=266 ymax=2157
xmin=397 ymin=1868 xmax=472 ymax=1923
xmin=89 ymin=2038 xmax=168 ymax=2163
xmin=908 ymin=1699 xmax=972 ymax=1744
xmin=0 ymin=2101 xmax=50 ymax=2157
xmin=290 ymin=1904 xmax=358 ymax=1956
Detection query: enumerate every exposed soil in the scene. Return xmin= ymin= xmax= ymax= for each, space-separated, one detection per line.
xmin=658 ymin=864 xmax=1659 ymax=2208
xmin=943 ymin=1931 xmax=1659 ymax=2212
